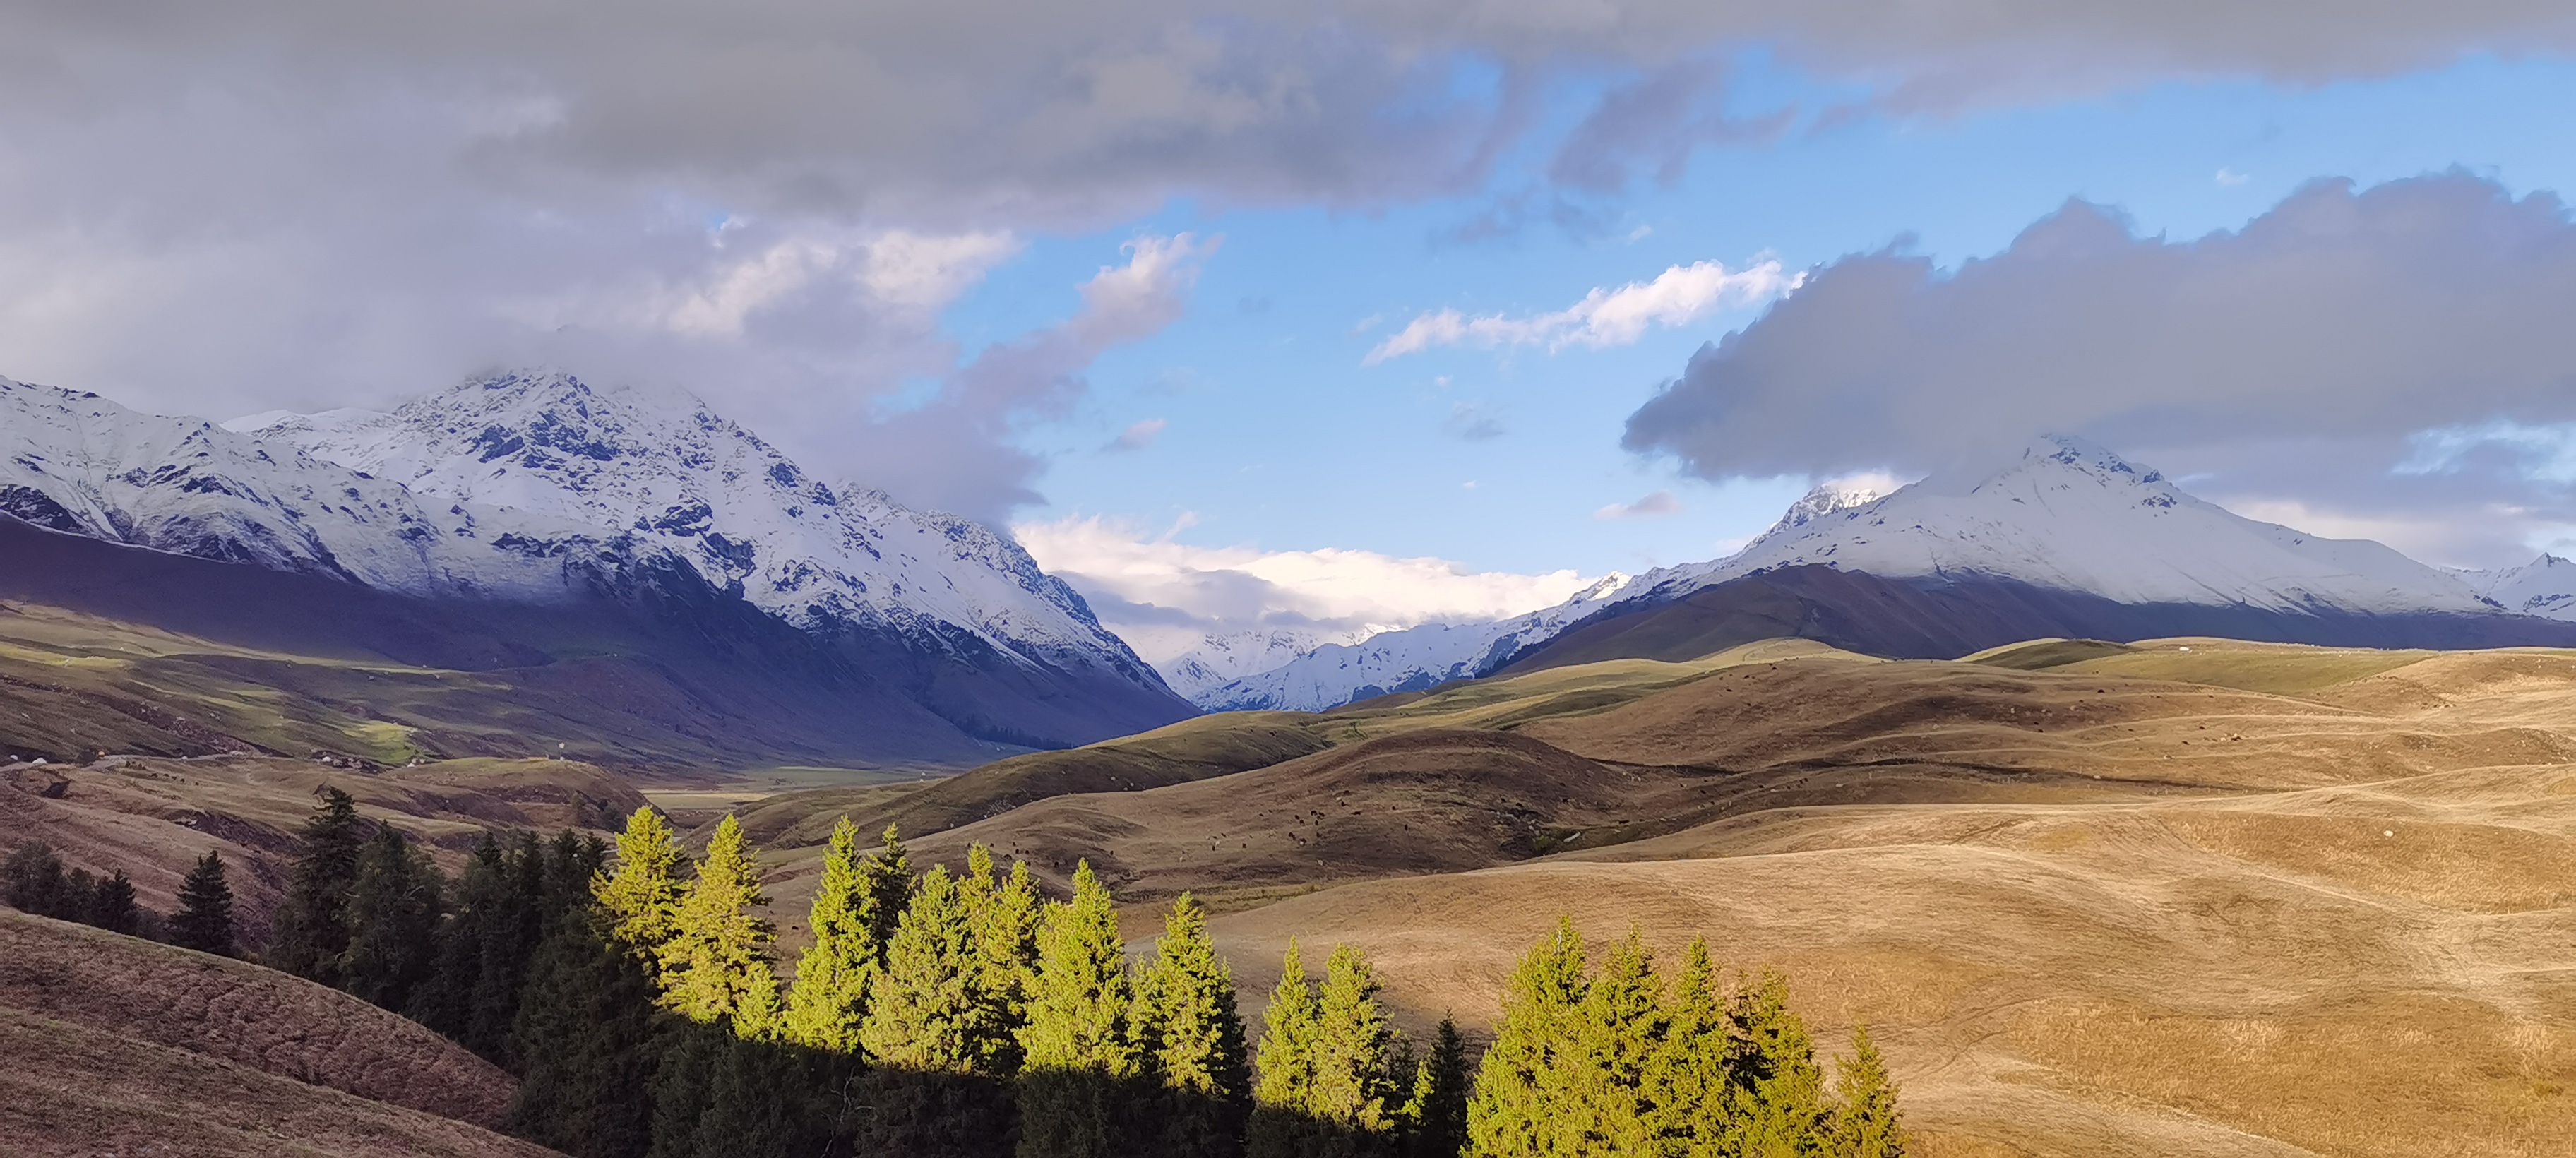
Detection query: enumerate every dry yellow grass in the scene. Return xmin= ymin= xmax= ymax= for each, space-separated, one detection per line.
xmin=1172 ymin=639 xmax=2576 ymax=1157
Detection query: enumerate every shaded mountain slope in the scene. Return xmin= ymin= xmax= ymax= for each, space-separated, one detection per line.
xmin=1500 ymin=563 xmax=2576 ymax=675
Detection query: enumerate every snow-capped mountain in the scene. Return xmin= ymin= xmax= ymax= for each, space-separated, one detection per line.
xmin=2465 ymin=554 xmax=2576 ymax=621
xmin=1201 ymin=435 xmax=2546 ymax=711
xmin=1155 ymin=627 xmax=1368 ymax=704
xmin=1 ymin=369 xmax=1189 ymax=755
xmin=1197 ymin=573 xmax=1633 ymax=711
xmin=229 ymin=370 xmax=1160 ymax=688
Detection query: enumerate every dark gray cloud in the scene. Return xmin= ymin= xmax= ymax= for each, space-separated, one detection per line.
xmin=1624 ymin=172 xmax=2576 ymax=565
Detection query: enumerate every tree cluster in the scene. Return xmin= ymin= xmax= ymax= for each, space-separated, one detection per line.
xmin=5 ymin=839 xmax=239 ymax=953
xmin=1467 ymin=920 xmax=1907 ymax=1157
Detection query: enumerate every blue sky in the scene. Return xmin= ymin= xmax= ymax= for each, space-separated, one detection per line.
xmin=7 ymin=8 xmax=2576 ymax=658
xmin=968 ymin=55 xmax=2576 ymax=585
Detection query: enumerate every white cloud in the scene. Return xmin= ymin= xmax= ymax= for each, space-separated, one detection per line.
xmin=1107 ymin=417 xmax=1168 ymax=452
xmin=2215 ymin=167 xmax=2250 ymax=186
xmin=1594 ymin=489 xmax=1684 ymax=519
xmin=1013 ymin=514 xmax=1605 ymax=664
xmin=1366 ymin=258 xmax=1799 ymax=362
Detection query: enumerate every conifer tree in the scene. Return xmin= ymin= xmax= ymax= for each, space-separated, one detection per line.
xmin=859 ymin=866 xmax=982 ymax=1070
xmin=1244 ymin=938 xmax=1322 ymax=1158
xmin=342 ymin=823 xmax=443 ymax=1013
xmin=1017 ymin=861 xmax=1141 ymax=1158
xmin=963 ymin=844 xmax=1040 ymax=1074
xmin=1828 ymin=1026 xmax=1908 ymax=1158
xmin=1 ymin=841 xmax=66 ymax=917
xmin=411 ymin=831 xmax=507 ymax=1044
xmin=597 ymin=806 xmax=689 ymax=957
xmin=170 ymin=849 xmax=237 ymax=957
xmin=782 ymin=818 xmax=888 ymax=1053
xmin=1729 ymin=969 xmax=1830 ymax=1158
xmin=864 ymin=823 xmax=914 ymax=946
xmin=1133 ymin=893 xmax=1250 ymax=1158
xmin=1561 ymin=929 xmax=1666 ymax=1154
xmin=658 ymin=814 xmax=779 ymax=1031
xmin=508 ymin=907 xmax=662 ymax=1158
xmin=84 ymin=868 xmax=140 ymax=935
xmin=1465 ymin=919 xmax=1588 ymax=1157
xmin=468 ymin=831 xmax=553 ymax=1062
xmin=268 ymin=787 xmax=368 ymax=984
xmin=1643 ymin=938 xmax=1732 ymax=1157
xmin=1400 ymin=1017 xmax=1470 ymax=1158
xmin=1306 ymin=944 xmax=1400 ymax=1156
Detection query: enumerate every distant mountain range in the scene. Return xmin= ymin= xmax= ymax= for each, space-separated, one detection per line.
xmin=0 ymin=371 xmax=1192 ymax=763
xmin=1199 ymin=436 xmax=2576 ymax=711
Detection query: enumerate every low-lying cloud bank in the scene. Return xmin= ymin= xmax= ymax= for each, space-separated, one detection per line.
xmin=1623 ymin=173 xmax=2576 ymax=566
xmin=1013 ymin=514 xmax=1603 ymax=664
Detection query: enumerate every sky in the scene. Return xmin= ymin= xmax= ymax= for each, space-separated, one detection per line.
xmin=6 ymin=4 xmax=2576 ymax=662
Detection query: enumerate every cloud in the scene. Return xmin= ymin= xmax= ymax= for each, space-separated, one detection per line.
xmin=1107 ymin=417 xmax=1169 ymax=452
xmin=1594 ymin=490 xmax=1684 ymax=520
xmin=1368 ymin=259 xmax=1799 ymax=362
xmin=1443 ymin=402 xmax=1506 ymax=441
xmin=1621 ymin=172 xmax=2576 ymax=566
xmin=1013 ymin=513 xmax=1606 ymax=663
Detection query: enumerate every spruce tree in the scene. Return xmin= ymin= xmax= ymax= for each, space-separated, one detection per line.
xmin=342 ymin=823 xmax=443 ymax=1013
xmin=1133 ymin=893 xmax=1250 ymax=1158
xmin=1306 ymin=944 xmax=1400 ymax=1156
xmin=84 ymin=868 xmax=140 ymax=935
xmin=1244 ymin=939 xmax=1322 ymax=1158
xmin=412 ymin=831 xmax=507 ymax=1045
xmin=782 ymin=818 xmax=885 ymax=1053
xmin=1400 ymin=1017 xmax=1470 ymax=1158
xmin=597 ymin=806 xmax=690 ymax=957
xmin=1016 ymin=861 xmax=1141 ymax=1158
xmin=1644 ymin=937 xmax=1733 ymax=1157
xmin=170 ymin=849 xmax=237 ymax=957
xmin=1729 ymin=969 xmax=1830 ymax=1158
xmin=1465 ymin=919 xmax=1588 ymax=1157
xmin=963 ymin=844 xmax=1040 ymax=1075
xmin=508 ymin=907 xmax=662 ymax=1158
xmin=863 ymin=823 xmax=914 ymax=948
xmin=468 ymin=831 xmax=553 ymax=1063
xmin=1561 ymin=929 xmax=1666 ymax=1154
xmin=658 ymin=814 xmax=779 ymax=1032
xmin=859 ymin=866 xmax=982 ymax=1070
xmin=1828 ymin=1026 xmax=1908 ymax=1158
xmin=268 ymin=787 xmax=368 ymax=983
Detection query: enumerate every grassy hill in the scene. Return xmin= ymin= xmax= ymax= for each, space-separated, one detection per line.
xmin=0 ymin=909 xmax=549 ymax=1157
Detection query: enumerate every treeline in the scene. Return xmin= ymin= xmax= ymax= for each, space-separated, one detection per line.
xmin=29 ymin=787 xmax=1910 ymax=1157
xmin=4 ymin=839 xmax=237 ymax=956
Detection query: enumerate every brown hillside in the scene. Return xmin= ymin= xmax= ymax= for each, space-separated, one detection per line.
xmin=0 ymin=909 xmax=520 ymax=1128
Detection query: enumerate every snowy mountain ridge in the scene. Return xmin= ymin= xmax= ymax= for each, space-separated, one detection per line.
xmin=1199 ymin=435 xmax=2531 ymax=711
xmin=3 ymin=371 xmax=1172 ymax=714
xmin=229 ymin=370 xmax=1157 ymax=684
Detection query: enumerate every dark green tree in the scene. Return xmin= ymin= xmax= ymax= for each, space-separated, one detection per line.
xmin=467 ymin=831 xmax=553 ymax=1061
xmin=1829 ymin=1026 xmax=1908 ymax=1158
xmin=411 ymin=831 xmax=506 ymax=1049
xmin=1133 ymin=893 xmax=1249 ymax=1158
xmin=1465 ymin=919 xmax=1588 ymax=1157
xmin=268 ymin=787 xmax=369 ymax=984
xmin=508 ymin=908 xmax=663 ymax=1158
xmin=169 ymin=849 xmax=237 ymax=957
xmin=1016 ymin=861 xmax=1140 ymax=1158
xmin=1399 ymin=1017 xmax=1470 ymax=1158
xmin=83 ymin=868 xmax=140 ymax=935
xmin=1 ymin=841 xmax=68 ymax=917
xmin=343 ymin=823 xmax=444 ymax=1012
